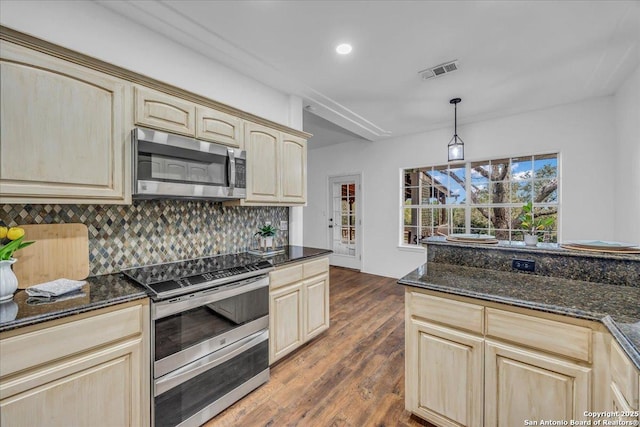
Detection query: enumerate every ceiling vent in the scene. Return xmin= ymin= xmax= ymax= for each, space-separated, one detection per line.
xmin=419 ymin=60 xmax=459 ymax=80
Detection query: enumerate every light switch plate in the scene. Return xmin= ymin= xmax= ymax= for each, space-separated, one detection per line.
xmin=280 ymin=220 xmax=288 ymax=231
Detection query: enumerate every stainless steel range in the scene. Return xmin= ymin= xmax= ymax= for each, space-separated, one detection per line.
xmin=122 ymin=254 xmax=273 ymax=427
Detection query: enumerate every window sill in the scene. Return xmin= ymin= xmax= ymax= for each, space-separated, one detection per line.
xmin=397 ymin=244 xmax=425 ymax=253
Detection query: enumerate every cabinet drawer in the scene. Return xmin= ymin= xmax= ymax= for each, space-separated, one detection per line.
xmin=486 ymin=308 xmax=591 ymax=362
xmin=270 ymin=264 xmax=303 ymax=290
xmin=303 ymin=257 xmax=329 ymax=279
xmin=408 ymin=291 xmax=484 ymax=334
xmin=0 ymin=304 xmax=143 ymax=377
xmin=611 ymin=340 xmax=640 ymax=408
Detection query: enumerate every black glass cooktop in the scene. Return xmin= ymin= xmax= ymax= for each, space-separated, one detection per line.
xmin=122 ymin=253 xmax=273 ymax=299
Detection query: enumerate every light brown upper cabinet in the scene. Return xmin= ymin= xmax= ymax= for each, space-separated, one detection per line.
xmin=134 ymin=86 xmax=196 ymax=136
xmin=281 ymin=134 xmax=307 ymax=203
xmin=0 ymin=41 xmax=130 ymax=204
xmin=135 ymin=88 xmax=242 ymax=148
xmin=196 ymin=106 xmax=242 ymax=148
xmin=244 ymin=121 xmax=280 ymax=202
xmin=0 ymin=29 xmax=310 ymax=205
xmin=235 ymin=121 xmax=307 ymax=206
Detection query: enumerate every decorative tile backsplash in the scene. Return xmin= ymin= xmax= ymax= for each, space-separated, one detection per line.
xmin=1 ymin=201 xmax=288 ymax=276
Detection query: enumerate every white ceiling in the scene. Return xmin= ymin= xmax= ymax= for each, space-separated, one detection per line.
xmin=99 ymin=0 xmax=640 ymax=148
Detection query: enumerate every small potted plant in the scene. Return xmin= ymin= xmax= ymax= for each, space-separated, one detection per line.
xmin=518 ymin=201 xmax=554 ymax=246
xmin=254 ymin=224 xmax=278 ymax=250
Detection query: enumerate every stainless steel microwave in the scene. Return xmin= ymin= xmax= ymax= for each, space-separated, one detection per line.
xmin=132 ymin=127 xmax=246 ymax=201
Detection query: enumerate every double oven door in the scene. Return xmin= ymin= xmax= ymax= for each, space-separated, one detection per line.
xmin=151 ymin=275 xmax=270 ymax=427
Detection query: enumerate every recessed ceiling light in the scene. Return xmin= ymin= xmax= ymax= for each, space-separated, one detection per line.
xmin=336 ymin=43 xmax=352 ymax=55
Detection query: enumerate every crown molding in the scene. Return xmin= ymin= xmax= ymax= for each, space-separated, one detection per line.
xmin=0 ymin=25 xmax=312 ymax=139
xmin=95 ymin=0 xmax=389 ymax=142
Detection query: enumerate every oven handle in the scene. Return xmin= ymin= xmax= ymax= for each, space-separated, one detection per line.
xmin=152 ymin=275 xmax=269 ymax=320
xmin=154 ymin=328 xmax=268 ymax=397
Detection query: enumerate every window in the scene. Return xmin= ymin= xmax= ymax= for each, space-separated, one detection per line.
xmin=402 ymin=154 xmax=559 ymax=245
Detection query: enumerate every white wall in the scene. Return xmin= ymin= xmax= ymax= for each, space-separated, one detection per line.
xmin=288 ymin=95 xmax=305 ymax=245
xmin=613 ymin=66 xmax=640 ymax=243
xmin=304 ymin=97 xmax=619 ymax=278
xmin=0 ymin=0 xmax=293 ymax=125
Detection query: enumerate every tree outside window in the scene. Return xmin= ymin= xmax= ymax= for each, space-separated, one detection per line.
xmin=402 ymin=154 xmax=558 ymax=245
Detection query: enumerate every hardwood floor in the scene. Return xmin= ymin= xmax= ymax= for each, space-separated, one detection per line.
xmin=207 ymin=267 xmax=433 ymax=427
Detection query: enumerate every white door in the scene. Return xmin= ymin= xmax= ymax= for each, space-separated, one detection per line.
xmin=328 ymin=175 xmax=361 ymax=270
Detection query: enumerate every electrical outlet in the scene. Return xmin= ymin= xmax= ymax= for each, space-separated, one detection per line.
xmin=280 ymin=220 xmax=288 ymax=231
xmin=512 ymin=259 xmax=536 ymax=272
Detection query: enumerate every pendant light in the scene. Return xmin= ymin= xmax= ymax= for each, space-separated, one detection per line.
xmin=448 ymin=98 xmax=465 ymax=161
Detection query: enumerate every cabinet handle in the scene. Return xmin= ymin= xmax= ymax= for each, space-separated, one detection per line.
xmin=228 ymin=148 xmax=236 ymax=195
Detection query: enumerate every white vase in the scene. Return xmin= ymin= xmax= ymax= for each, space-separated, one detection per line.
xmin=524 ymin=234 xmax=539 ymax=247
xmin=261 ymin=236 xmax=274 ymax=250
xmin=0 ymin=300 xmax=18 ymax=322
xmin=0 ymin=258 xmax=19 ymax=302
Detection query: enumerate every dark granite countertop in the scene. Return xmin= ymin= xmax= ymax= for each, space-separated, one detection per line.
xmin=0 ymin=274 xmax=147 ymax=333
xmin=263 ymin=245 xmax=332 ymax=267
xmin=398 ymin=262 xmax=640 ymax=370
xmin=0 ymin=246 xmax=331 ymax=334
xmin=424 ymin=236 xmax=640 ymax=262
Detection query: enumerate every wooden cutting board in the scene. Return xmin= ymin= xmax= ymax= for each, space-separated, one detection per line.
xmin=12 ymin=223 xmax=90 ymax=288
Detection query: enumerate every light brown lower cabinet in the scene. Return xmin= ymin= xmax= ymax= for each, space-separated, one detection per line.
xmin=271 ymin=281 xmax=305 ymax=362
xmin=609 ymin=340 xmax=640 ymax=422
xmin=269 ymin=256 xmax=330 ymax=364
xmin=484 ymin=340 xmax=591 ymax=425
xmin=406 ymin=318 xmax=483 ymax=427
xmin=405 ymin=287 xmax=639 ymax=427
xmin=0 ymin=299 xmax=150 ymax=427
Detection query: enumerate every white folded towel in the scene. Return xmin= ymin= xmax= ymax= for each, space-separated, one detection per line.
xmin=27 ymin=292 xmax=87 ymax=305
xmin=25 ymin=279 xmax=86 ymax=298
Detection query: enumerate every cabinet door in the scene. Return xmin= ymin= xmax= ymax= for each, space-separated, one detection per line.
xmin=610 ymin=340 xmax=639 ymax=410
xmin=0 ymin=302 xmax=149 ymax=427
xmin=406 ymin=319 xmax=484 ymax=427
xmin=0 ymin=337 xmax=145 ymax=427
xmin=244 ymin=121 xmax=280 ymax=202
xmin=0 ymin=41 xmax=129 ymax=204
xmin=134 ymin=86 xmax=195 ymax=136
xmin=484 ymin=340 xmax=591 ymax=426
xmin=270 ymin=282 xmax=303 ymax=363
xmin=280 ymin=133 xmax=307 ymax=204
xmin=304 ymin=273 xmax=330 ymax=340
xmin=196 ymin=106 xmax=242 ymax=147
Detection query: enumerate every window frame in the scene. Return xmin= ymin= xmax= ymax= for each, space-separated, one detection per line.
xmin=400 ymin=152 xmax=561 ymax=247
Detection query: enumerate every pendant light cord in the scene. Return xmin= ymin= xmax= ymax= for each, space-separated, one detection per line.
xmin=454 ymin=102 xmax=457 ymax=137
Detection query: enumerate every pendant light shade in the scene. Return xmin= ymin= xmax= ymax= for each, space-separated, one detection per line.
xmin=448 ymin=98 xmax=465 ymax=161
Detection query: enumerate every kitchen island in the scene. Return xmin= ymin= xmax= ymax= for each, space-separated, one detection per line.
xmin=399 ymin=239 xmax=640 ymax=427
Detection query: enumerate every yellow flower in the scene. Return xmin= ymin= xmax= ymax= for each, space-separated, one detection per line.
xmin=0 ymin=226 xmax=6 ymax=239
xmin=6 ymin=227 xmax=25 ymax=241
